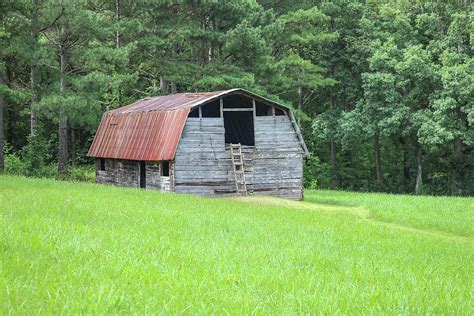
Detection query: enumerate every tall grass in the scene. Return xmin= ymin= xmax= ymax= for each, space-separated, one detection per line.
xmin=305 ymin=189 xmax=474 ymax=237
xmin=1 ymin=176 xmax=473 ymax=314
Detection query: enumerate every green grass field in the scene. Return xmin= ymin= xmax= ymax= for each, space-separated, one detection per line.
xmin=1 ymin=176 xmax=473 ymax=314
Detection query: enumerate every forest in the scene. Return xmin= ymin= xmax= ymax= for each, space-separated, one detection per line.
xmin=0 ymin=0 xmax=472 ymax=195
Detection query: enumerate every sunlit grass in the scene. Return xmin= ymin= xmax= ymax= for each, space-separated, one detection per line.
xmin=305 ymin=189 xmax=474 ymax=237
xmin=1 ymin=175 xmax=473 ymax=314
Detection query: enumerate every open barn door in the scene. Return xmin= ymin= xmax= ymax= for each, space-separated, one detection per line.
xmin=139 ymin=161 xmax=146 ymax=188
xmin=223 ymin=111 xmax=255 ymax=146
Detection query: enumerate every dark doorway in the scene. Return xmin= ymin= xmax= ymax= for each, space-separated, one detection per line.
xmin=99 ymin=158 xmax=106 ymax=171
xmin=162 ymin=161 xmax=170 ymax=176
xmin=139 ymin=161 xmax=146 ymax=188
xmin=223 ymin=111 xmax=255 ymax=145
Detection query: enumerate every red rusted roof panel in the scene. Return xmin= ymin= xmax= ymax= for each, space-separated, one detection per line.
xmin=111 ymin=91 xmax=226 ymax=114
xmin=87 ymin=109 xmax=189 ymax=161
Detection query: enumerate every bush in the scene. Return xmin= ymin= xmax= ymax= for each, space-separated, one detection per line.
xmin=21 ymin=131 xmax=52 ymax=177
xmin=4 ymin=152 xmax=27 ymax=176
xmin=303 ymin=155 xmax=330 ymax=189
xmin=68 ymin=165 xmax=96 ymax=182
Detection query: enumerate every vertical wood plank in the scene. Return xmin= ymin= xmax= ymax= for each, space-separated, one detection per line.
xmin=252 ymin=98 xmax=256 ymax=145
xmin=220 ymin=98 xmax=224 ymax=118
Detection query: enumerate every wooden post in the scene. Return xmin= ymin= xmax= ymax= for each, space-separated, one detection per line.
xmin=198 ymin=106 xmax=202 ymax=118
xmin=220 ymin=98 xmax=223 ymax=118
xmin=252 ymin=99 xmax=256 ymax=146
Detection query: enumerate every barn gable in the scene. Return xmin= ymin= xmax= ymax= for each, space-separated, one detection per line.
xmin=87 ymin=89 xmax=308 ymax=161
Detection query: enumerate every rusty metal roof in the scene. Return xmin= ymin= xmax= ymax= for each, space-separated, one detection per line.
xmin=87 ymin=89 xmax=308 ymax=161
xmin=111 ymin=90 xmax=227 ymax=114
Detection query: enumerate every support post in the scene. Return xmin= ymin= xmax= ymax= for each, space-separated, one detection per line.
xmin=220 ymin=98 xmax=223 ymax=118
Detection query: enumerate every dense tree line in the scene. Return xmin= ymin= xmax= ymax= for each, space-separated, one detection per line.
xmin=0 ymin=0 xmax=472 ymax=195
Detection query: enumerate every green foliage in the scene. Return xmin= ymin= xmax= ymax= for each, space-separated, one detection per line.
xmin=20 ymin=130 xmax=51 ymax=176
xmin=303 ymin=155 xmax=330 ymax=188
xmin=68 ymin=165 xmax=95 ymax=183
xmin=3 ymin=146 xmax=26 ymax=176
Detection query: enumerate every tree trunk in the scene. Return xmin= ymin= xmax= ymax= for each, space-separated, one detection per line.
xmin=171 ymin=41 xmax=179 ymax=94
xmin=451 ymin=138 xmax=463 ymax=195
xmin=297 ymin=86 xmax=303 ymax=112
xmin=329 ymin=92 xmax=337 ymax=187
xmin=160 ymin=75 xmax=168 ymax=95
xmin=71 ymin=128 xmax=76 ymax=166
xmin=400 ymin=137 xmax=410 ymax=192
xmin=374 ymin=129 xmax=383 ymax=187
xmin=330 ymin=136 xmax=337 ymax=187
xmin=297 ymin=86 xmax=303 ymax=124
xmin=207 ymin=17 xmax=215 ymax=62
xmin=415 ymin=143 xmax=422 ymax=195
xmin=30 ymin=0 xmax=39 ymax=134
xmin=0 ymin=74 xmax=4 ymax=171
xmin=58 ymin=26 xmax=68 ymax=175
xmin=115 ymin=0 xmax=120 ymax=49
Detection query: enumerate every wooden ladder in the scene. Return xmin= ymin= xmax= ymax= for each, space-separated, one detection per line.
xmin=230 ymin=143 xmax=247 ymax=196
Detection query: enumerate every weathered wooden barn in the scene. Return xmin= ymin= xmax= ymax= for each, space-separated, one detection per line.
xmin=87 ymin=89 xmax=309 ymax=199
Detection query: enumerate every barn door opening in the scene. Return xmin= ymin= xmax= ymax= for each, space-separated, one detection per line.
xmin=139 ymin=161 xmax=146 ymax=188
xmin=223 ymin=111 xmax=255 ymax=146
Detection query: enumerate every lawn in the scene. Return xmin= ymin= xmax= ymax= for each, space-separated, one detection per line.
xmin=1 ymin=175 xmax=473 ymax=314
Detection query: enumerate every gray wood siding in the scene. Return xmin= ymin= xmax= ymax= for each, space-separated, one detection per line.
xmin=253 ymin=116 xmax=304 ymax=199
xmin=145 ymin=162 xmax=161 ymax=190
xmin=96 ymin=159 xmax=173 ymax=192
xmin=174 ymin=115 xmax=304 ymax=199
xmin=96 ymin=159 xmax=140 ymax=188
xmin=174 ymin=118 xmax=230 ymax=195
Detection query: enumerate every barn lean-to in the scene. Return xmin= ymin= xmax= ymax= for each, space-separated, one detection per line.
xmin=87 ymin=88 xmax=309 ymax=200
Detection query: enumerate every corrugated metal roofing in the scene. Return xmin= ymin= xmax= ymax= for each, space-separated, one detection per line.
xmin=111 ymin=90 xmax=227 ymax=114
xmin=88 ymin=109 xmax=189 ymax=161
xmin=87 ymin=88 xmax=307 ymax=161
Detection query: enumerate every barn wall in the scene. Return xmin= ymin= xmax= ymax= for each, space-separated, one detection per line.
xmin=96 ymin=159 xmax=170 ymax=191
xmin=174 ymin=115 xmax=304 ymax=199
xmin=253 ymin=116 xmax=304 ymax=200
xmin=96 ymin=159 xmax=140 ymax=188
xmin=174 ymin=118 xmax=231 ymax=195
xmin=145 ymin=162 xmax=161 ymax=190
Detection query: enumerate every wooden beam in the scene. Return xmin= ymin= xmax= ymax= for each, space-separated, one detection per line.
xmin=252 ymin=99 xmax=256 ymax=119
xmin=220 ymin=98 xmax=223 ymax=118
xmin=198 ymin=106 xmax=202 ymax=118
xmin=288 ymin=110 xmax=310 ymax=158
xmin=252 ymin=98 xmax=256 ymax=146
xmin=271 ymin=106 xmax=275 ymax=116
xmin=222 ymin=108 xmax=254 ymax=112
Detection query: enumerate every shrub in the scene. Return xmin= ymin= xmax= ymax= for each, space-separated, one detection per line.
xmin=303 ymin=156 xmax=330 ymax=188
xmin=68 ymin=165 xmax=96 ymax=182
xmin=4 ymin=152 xmax=27 ymax=176
xmin=21 ymin=131 xmax=52 ymax=177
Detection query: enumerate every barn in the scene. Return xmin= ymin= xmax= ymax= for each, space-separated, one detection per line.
xmin=87 ymin=88 xmax=309 ymax=200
